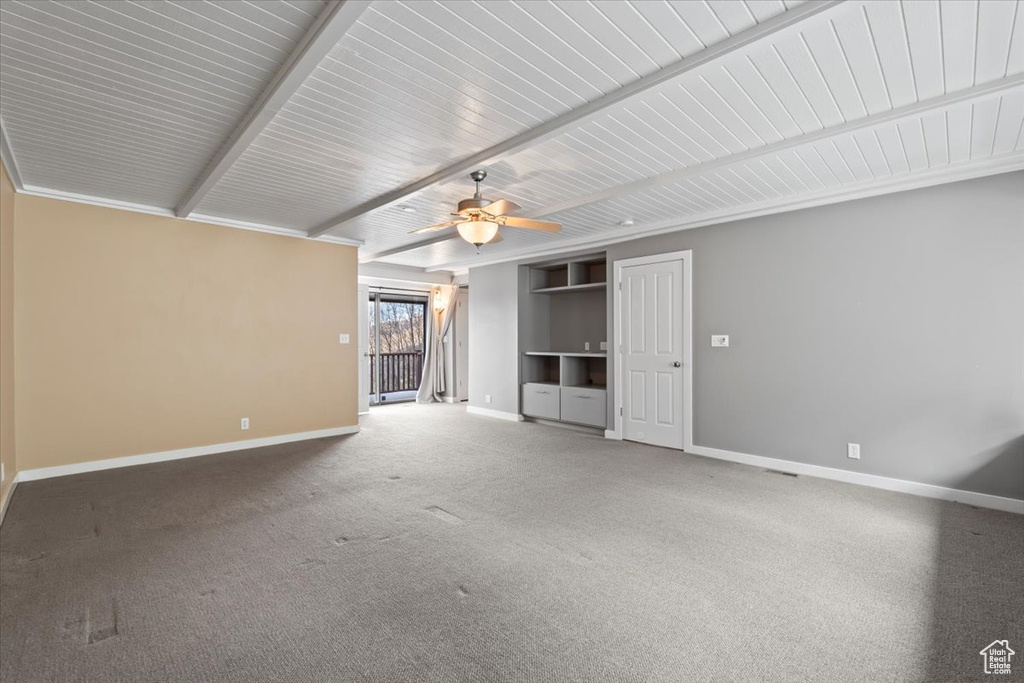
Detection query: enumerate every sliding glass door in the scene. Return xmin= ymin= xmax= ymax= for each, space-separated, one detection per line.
xmin=367 ymin=292 xmax=427 ymax=405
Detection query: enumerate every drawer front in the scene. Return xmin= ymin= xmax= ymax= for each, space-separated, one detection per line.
xmin=560 ymin=387 xmax=607 ymax=428
xmin=521 ymin=384 xmax=560 ymax=420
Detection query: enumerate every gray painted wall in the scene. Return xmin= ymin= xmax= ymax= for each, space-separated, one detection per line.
xmin=472 ymin=172 xmax=1024 ymax=500
xmin=549 ymin=289 xmax=607 ymax=352
xmin=467 ymin=261 xmax=520 ymax=415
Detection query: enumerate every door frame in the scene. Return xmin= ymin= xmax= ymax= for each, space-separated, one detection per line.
xmin=366 ymin=290 xmax=429 ymax=406
xmin=358 ymin=284 xmax=370 ymax=415
xmin=610 ymin=249 xmax=693 ymax=451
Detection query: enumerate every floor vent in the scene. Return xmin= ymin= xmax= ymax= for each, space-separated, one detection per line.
xmin=765 ymin=469 xmax=798 ymax=478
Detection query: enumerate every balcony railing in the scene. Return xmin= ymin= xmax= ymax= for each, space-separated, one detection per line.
xmin=370 ymin=351 xmax=424 ymax=395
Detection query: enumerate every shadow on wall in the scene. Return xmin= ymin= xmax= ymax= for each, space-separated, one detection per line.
xmin=927 ymin=435 xmax=1024 ymax=682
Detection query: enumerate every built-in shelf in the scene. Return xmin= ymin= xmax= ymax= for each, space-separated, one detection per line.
xmin=520 ymin=253 xmax=608 ymax=429
xmin=531 ymin=282 xmax=606 ymax=295
xmin=530 ymin=254 xmax=607 ymax=293
xmin=524 ymin=351 xmax=607 ymax=358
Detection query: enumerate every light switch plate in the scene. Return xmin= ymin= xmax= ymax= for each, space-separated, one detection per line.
xmin=711 ymin=335 xmax=729 ymax=347
xmin=339 ymin=333 xmax=350 ymax=344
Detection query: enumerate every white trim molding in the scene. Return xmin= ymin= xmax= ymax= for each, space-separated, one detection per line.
xmin=0 ymin=473 xmax=21 ymax=526
xmin=526 ymin=75 xmax=1024 ymax=220
xmin=0 ymin=117 xmax=24 ymax=190
xmin=426 ymin=152 xmax=1024 ymax=273
xmin=358 ymin=262 xmax=454 ymax=286
xmin=466 ymin=406 xmax=524 ymax=422
xmin=685 ymin=444 xmax=1024 ymax=515
xmin=612 ymin=249 xmax=694 ymax=451
xmin=14 ymin=185 xmax=363 ymax=246
xmin=16 ymin=425 xmax=360 ymax=482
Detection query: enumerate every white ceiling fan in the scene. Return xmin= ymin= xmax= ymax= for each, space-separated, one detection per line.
xmin=410 ymin=170 xmax=561 ymax=249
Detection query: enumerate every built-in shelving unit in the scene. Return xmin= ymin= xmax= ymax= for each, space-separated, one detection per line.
xmin=519 ymin=254 xmax=608 ymax=429
xmin=529 ymin=255 xmax=607 ymax=294
xmin=530 ymin=282 xmax=605 ymax=294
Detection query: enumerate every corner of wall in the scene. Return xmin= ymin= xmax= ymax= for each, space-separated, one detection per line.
xmin=0 ymin=160 xmax=18 ymax=516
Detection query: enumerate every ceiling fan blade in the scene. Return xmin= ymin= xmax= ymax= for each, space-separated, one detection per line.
xmin=501 ymin=216 xmax=561 ymax=232
xmin=410 ymin=220 xmax=461 ymax=235
xmin=482 ymin=198 xmax=521 ymax=216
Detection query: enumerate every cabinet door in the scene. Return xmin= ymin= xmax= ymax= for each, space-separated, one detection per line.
xmin=522 ymin=384 xmax=560 ymax=420
xmin=560 ymin=387 xmax=607 ymax=428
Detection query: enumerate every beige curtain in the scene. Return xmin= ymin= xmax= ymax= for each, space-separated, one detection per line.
xmin=417 ymin=284 xmax=457 ymax=403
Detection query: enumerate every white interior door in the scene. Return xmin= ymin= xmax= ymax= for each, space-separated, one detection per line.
xmin=621 ymin=260 xmax=684 ymax=449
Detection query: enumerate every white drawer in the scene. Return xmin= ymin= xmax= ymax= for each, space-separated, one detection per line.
xmin=560 ymin=387 xmax=607 ymax=428
xmin=521 ymin=383 xmax=560 ymax=420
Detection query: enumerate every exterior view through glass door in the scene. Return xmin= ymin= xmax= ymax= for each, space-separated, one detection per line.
xmin=367 ymin=292 xmax=427 ymax=405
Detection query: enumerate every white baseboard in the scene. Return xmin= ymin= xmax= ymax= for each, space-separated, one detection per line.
xmin=16 ymin=425 xmax=360 ymax=483
xmin=0 ymin=472 xmax=20 ymax=526
xmin=685 ymin=444 xmax=1024 ymax=515
xmin=466 ymin=406 xmax=524 ymax=422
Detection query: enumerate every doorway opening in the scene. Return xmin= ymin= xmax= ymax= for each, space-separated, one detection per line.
xmin=368 ymin=292 xmax=427 ymax=405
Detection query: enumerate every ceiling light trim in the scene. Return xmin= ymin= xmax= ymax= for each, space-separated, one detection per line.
xmin=306 ymin=0 xmax=845 ymax=239
xmin=174 ymin=0 xmax=372 ymax=218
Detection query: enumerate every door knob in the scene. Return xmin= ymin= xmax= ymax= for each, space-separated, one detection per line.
xmin=672 ymin=361 xmax=682 ymax=367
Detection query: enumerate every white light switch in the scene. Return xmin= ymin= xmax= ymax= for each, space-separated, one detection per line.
xmin=339 ymin=333 xmax=350 ymax=344
xmin=711 ymin=335 xmax=729 ymax=347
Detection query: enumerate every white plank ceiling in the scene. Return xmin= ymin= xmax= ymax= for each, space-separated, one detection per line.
xmin=1 ymin=0 xmax=1022 ymax=270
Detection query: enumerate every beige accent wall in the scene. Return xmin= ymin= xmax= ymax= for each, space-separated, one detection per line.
xmin=14 ymin=194 xmax=358 ymax=472
xmin=1 ymin=164 xmax=15 ymax=508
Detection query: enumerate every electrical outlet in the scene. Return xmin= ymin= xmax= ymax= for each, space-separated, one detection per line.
xmin=241 ymin=417 xmax=250 ymax=431
xmin=600 ymin=341 xmax=607 ymax=351
xmin=339 ymin=333 xmax=350 ymax=344
xmin=584 ymin=342 xmax=590 ymax=351
xmin=711 ymin=335 xmax=730 ymax=347
xmin=485 ymin=395 xmax=492 ymax=404
xmin=847 ymin=443 xmax=860 ymax=460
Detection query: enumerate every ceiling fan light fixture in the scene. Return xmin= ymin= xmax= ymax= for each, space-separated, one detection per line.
xmin=457 ymin=220 xmax=499 ymax=246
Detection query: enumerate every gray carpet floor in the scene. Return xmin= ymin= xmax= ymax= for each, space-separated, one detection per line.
xmin=1 ymin=403 xmax=1021 ymax=683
